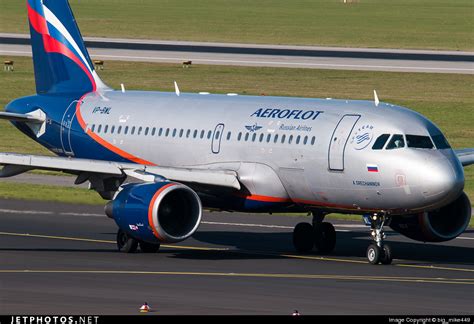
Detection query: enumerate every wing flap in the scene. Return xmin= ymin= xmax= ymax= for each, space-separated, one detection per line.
xmin=0 ymin=153 xmax=241 ymax=190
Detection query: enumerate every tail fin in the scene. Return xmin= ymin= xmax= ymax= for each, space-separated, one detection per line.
xmin=27 ymin=0 xmax=109 ymax=95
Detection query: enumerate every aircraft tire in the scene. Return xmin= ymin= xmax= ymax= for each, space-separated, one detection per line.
xmin=139 ymin=241 xmax=161 ymax=253
xmin=380 ymin=244 xmax=393 ymax=265
xmin=314 ymin=222 xmax=336 ymax=254
xmin=367 ymin=243 xmax=381 ymax=265
xmin=293 ymin=222 xmax=314 ymax=252
xmin=117 ymin=229 xmax=138 ymax=253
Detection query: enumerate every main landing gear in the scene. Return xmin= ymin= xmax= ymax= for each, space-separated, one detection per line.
xmin=116 ymin=229 xmax=161 ymax=253
xmin=292 ymin=213 xmax=336 ymax=254
xmin=366 ymin=213 xmax=393 ymax=265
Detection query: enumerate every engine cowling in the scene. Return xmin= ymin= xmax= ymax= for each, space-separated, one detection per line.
xmin=390 ymin=192 xmax=471 ymax=242
xmin=105 ymin=182 xmax=202 ymax=244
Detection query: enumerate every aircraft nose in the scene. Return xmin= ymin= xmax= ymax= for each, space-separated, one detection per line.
xmin=421 ymin=155 xmax=464 ymax=203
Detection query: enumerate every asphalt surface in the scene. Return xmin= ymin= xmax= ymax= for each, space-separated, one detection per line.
xmin=0 ymin=198 xmax=473 ymax=315
xmin=1 ymin=33 xmax=473 ymax=74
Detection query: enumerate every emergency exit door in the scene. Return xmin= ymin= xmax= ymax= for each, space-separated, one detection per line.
xmin=211 ymin=123 xmax=225 ymax=154
xmin=328 ymin=115 xmax=360 ymax=171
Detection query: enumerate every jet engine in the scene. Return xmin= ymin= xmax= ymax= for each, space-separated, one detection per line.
xmin=390 ymin=192 xmax=471 ymax=242
xmin=105 ymin=182 xmax=202 ymax=244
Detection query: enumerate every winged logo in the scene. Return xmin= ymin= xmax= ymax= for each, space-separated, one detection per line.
xmin=245 ymin=123 xmax=263 ymax=132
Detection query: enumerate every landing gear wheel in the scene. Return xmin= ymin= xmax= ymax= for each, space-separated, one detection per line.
xmin=380 ymin=244 xmax=393 ymax=265
xmin=117 ymin=229 xmax=138 ymax=253
xmin=139 ymin=241 xmax=161 ymax=253
xmin=293 ymin=222 xmax=314 ymax=253
xmin=314 ymin=222 xmax=336 ymax=254
xmin=367 ymin=244 xmax=381 ymax=265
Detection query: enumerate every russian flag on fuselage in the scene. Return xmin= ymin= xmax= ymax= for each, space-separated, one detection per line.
xmin=367 ymin=164 xmax=379 ymax=172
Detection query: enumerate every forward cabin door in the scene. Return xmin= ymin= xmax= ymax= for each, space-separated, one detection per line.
xmin=328 ymin=114 xmax=360 ymax=171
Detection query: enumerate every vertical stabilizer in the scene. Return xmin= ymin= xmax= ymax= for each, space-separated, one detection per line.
xmin=27 ymin=0 xmax=110 ymax=95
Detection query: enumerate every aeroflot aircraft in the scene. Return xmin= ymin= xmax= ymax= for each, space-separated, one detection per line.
xmin=1 ymin=0 xmax=473 ymax=264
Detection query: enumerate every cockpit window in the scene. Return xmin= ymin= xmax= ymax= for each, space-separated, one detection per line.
xmin=431 ymin=134 xmax=451 ymax=149
xmin=385 ymin=134 xmax=405 ymax=150
xmin=372 ymin=134 xmax=390 ymax=150
xmin=406 ymin=135 xmax=434 ymax=149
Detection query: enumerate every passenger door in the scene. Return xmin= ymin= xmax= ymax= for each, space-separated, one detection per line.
xmin=328 ymin=114 xmax=360 ymax=171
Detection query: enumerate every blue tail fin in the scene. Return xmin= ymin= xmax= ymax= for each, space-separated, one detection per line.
xmin=27 ymin=0 xmax=108 ymax=95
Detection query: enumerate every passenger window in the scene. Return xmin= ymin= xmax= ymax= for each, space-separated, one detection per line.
xmin=137 ymin=127 xmax=142 ymax=135
xmin=193 ymin=130 xmax=198 ymax=138
xmin=406 ymin=135 xmax=434 ymax=149
xmin=186 ymin=129 xmax=191 ymax=138
xmin=386 ymin=134 xmax=405 ymax=149
xmin=296 ymin=135 xmax=300 ymax=144
xmin=227 ymin=132 xmax=231 ymax=140
xmin=151 ymin=128 xmax=156 ymax=136
xmin=97 ymin=125 xmax=102 ymax=133
xmin=288 ymin=135 xmax=293 ymax=144
xmin=245 ymin=133 xmax=249 ymax=141
xmin=274 ymin=134 xmax=279 ymax=143
xmin=172 ymin=129 xmax=177 ymax=137
xmin=215 ymin=131 xmax=220 ymax=139
xmin=431 ymin=134 xmax=451 ymax=149
xmin=259 ymin=133 xmax=264 ymax=142
xmin=117 ymin=126 xmax=122 ymax=134
xmin=124 ymin=126 xmax=129 ymax=135
xmin=165 ymin=128 xmax=170 ymax=137
xmin=111 ymin=125 xmax=115 ymax=134
xmin=91 ymin=124 xmax=95 ymax=132
xmin=179 ymin=129 xmax=184 ymax=137
xmin=131 ymin=126 xmax=136 ymax=135
xmin=303 ymin=136 xmax=308 ymax=145
xmin=252 ymin=133 xmax=257 ymax=142
xmin=266 ymin=134 xmax=271 ymax=143
xmin=238 ymin=132 xmax=242 ymax=141
xmin=311 ymin=136 xmax=316 ymax=145
xmin=104 ymin=125 xmax=109 ymax=134
xmin=281 ymin=135 xmax=286 ymax=144
xmin=207 ymin=130 xmax=212 ymax=139
xmin=158 ymin=128 xmax=163 ymax=136
xmin=372 ymin=134 xmax=390 ymax=150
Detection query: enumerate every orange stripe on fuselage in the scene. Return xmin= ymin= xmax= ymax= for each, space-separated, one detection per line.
xmin=75 ymin=94 xmax=155 ymax=166
xmin=148 ymin=183 xmax=176 ymax=240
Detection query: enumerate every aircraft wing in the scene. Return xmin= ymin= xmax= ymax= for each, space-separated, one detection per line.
xmin=455 ymin=148 xmax=474 ymax=167
xmin=0 ymin=153 xmax=241 ymax=190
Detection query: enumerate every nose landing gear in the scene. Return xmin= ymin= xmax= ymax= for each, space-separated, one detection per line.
xmin=366 ymin=213 xmax=393 ymax=265
xmin=292 ymin=212 xmax=336 ymax=254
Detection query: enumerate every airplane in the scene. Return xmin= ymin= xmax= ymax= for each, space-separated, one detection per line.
xmin=0 ymin=0 xmax=473 ymax=264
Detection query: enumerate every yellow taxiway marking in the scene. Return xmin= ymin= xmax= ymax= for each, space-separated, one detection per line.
xmin=0 ymin=269 xmax=472 ymax=285
xmin=0 ymin=231 xmax=228 ymax=251
xmin=1 ymin=231 xmax=473 ymax=273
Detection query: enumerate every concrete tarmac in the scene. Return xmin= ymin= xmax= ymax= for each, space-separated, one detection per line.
xmin=1 ymin=33 xmax=472 ymax=74
xmin=0 ymin=199 xmax=473 ymax=315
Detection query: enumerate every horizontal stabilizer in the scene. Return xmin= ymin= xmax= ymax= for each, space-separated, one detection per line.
xmin=0 ymin=111 xmax=45 ymax=123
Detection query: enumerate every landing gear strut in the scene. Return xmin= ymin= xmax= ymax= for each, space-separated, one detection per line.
xmin=366 ymin=213 xmax=393 ymax=265
xmin=292 ymin=212 xmax=336 ymax=254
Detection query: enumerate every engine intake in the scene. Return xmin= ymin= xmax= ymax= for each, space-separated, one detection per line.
xmin=106 ymin=182 xmax=202 ymax=244
xmin=390 ymin=192 xmax=471 ymax=242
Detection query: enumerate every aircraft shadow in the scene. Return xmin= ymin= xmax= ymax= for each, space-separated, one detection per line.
xmin=169 ymin=230 xmax=474 ymax=266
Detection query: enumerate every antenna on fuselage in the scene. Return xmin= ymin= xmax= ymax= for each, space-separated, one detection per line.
xmin=174 ymin=81 xmax=180 ymax=96
xmin=373 ymin=90 xmax=380 ymax=107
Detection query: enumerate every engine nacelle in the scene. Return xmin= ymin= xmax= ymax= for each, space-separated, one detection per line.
xmin=106 ymin=182 xmax=202 ymax=244
xmin=390 ymin=192 xmax=471 ymax=242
